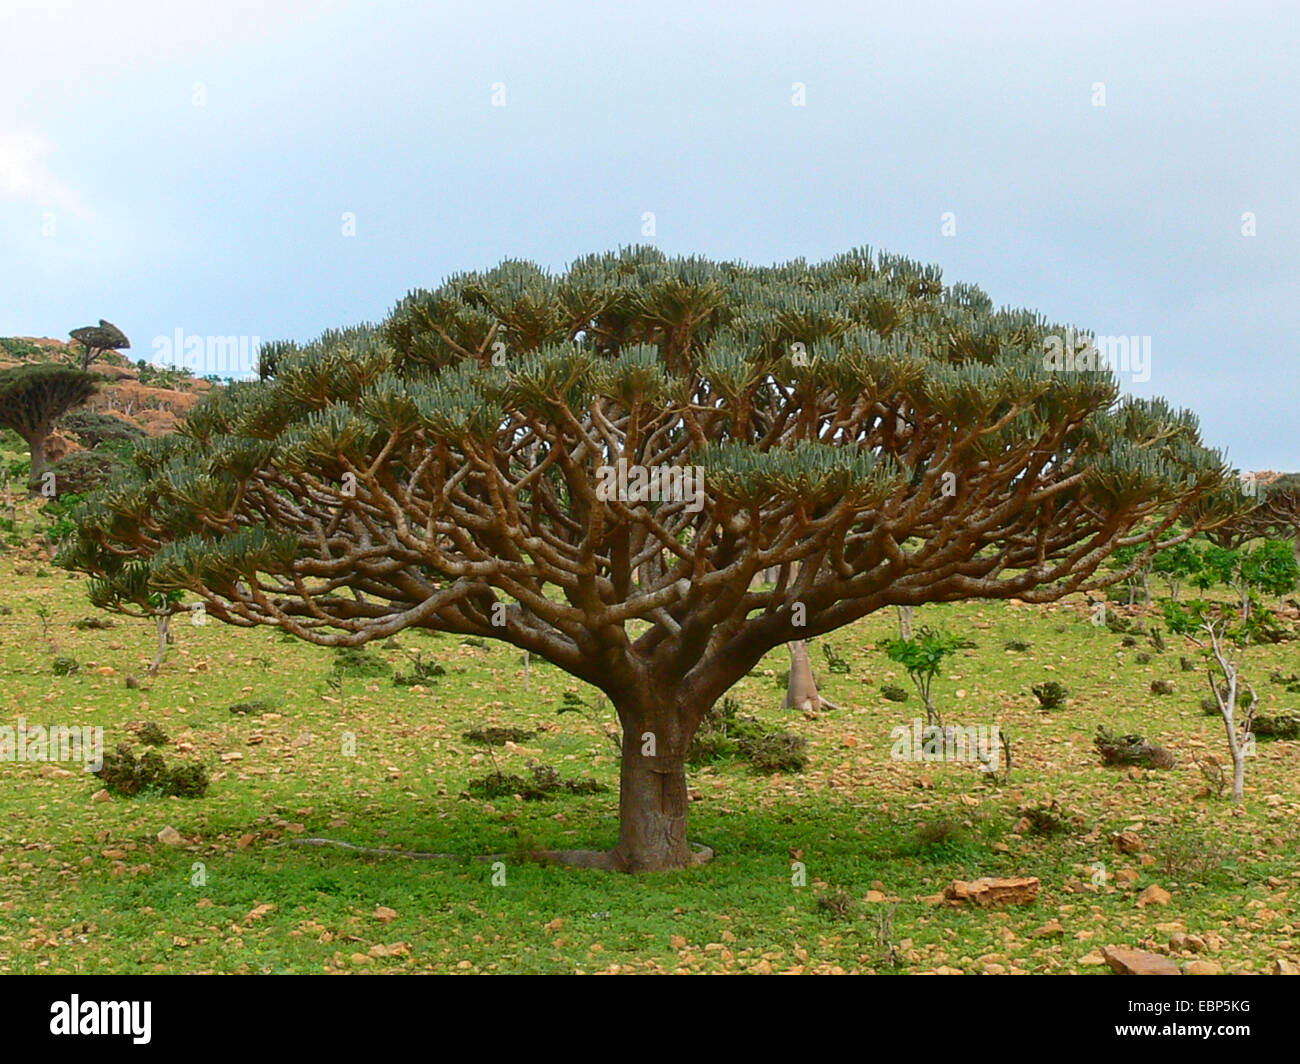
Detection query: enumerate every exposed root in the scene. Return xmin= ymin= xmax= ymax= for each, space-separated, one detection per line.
xmin=286 ymin=837 xmax=715 ymax=870
xmin=288 ymin=838 xmax=461 ymax=859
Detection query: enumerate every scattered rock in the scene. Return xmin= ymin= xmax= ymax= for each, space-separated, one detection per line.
xmin=156 ymin=826 xmax=183 ymax=846
xmin=1137 ymin=884 xmax=1172 ymax=907
xmin=1112 ymin=831 xmax=1143 ymax=854
xmin=90 ymin=788 xmax=112 ymax=803
xmin=1184 ymin=960 xmax=1224 ymax=975
xmin=1103 ymin=946 xmax=1181 ymax=976
xmin=1033 ymin=919 xmax=1066 ymax=938
xmin=373 ymin=906 xmax=399 ymax=924
xmin=944 ymin=876 xmax=1040 ymax=907
xmin=1274 ymin=958 xmax=1300 ymax=975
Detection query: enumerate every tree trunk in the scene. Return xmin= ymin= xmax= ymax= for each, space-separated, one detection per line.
xmin=26 ymin=434 xmax=48 ymax=493
xmin=785 ymin=640 xmax=820 ymax=710
xmin=148 ymin=614 xmax=170 ymax=676
xmin=609 ymin=691 xmax=698 ymax=872
xmin=897 ymin=605 xmax=914 ymax=641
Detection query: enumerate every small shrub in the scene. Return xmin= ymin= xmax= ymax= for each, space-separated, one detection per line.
xmin=1200 ymin=686 xmax=1254 ymax=716
xmin=463 ymin=725 xmax=537 ymax=746
xmin=1180 ymin=656 xmax=1197 ymax=672
xmin=1135 ymin=652 xmax=1152 ymax=665
xmin=915 ymin=818 xmax=966 ymax=848
xmin=821 ymin=641 xmax=851 ymax=674
xmin=816 ymin=890 xmax=854 ymax=920
xmin=330 ymin=647 xmax=391 ymax=678
xmin=137 ymin=721 xmax=169 ymax=746
xmin=1156 ymin=826 xmax=1240 ymax=885
xmin=739 ymin=730 xmax=808 ymax=774
xmin=229 ymin=699 xmax=273 ymax=715
xmin=880 ymin=683 xmax=910 ymax=703
xmin=167 ymin=762 xmax=211 ymax=799
xmin=1105 ymin=612 xmax=1133 ymax=634
xmin=94 ymin=743 xmax=209 ymax=798
xmin=1032 ymin=681 xmax=1068 ymax=709
xmin=1094 ymin=725 xmax=1176 ymax=769
xmin=72 ymin=616 xmax=114 ymax=630
xmin=1252 ymin=713 xmax=1300 ymax=740
xmin=1018 ymin=799 xmax=1072 ymax=837
xmin=1269 ymin=670 xmax=1300 ymax=694
xmin=1150 ymin=679 xmax=1175 ymax=695
xmin=687 ymin=698 xmax=806 ymax=773
xmin=392 ymin=650 xmax=445 ymax=686
xmin=1004 ymin=639 xmax=1031 ymax=652
xmin=467 ymin=762 xmax=605 ymax=801
xmin=52 ymin=656 xmax=79 ymax=676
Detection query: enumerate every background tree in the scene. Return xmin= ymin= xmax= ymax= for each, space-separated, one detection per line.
xmin=881 ymin=626 xmax=968 ymax=726
xmin=61 ymin=246 xmax=1237 ymax=871
xmin=1152 ymin=541 xmax=1201 ymax=601
xmin=1239 ymin=538 xmax=1299 ymax=613
xmin=1165 ymin=600 xmax=1256 ymax=803
xmin=0 ymin=364 xmax=99 ymax=490
xmin=69 ymin=320 xmax=130 ymax=371
xmin=58 ymin=409 xmax=146 ymax=450
xmin=1202 ymin=473 xmax=1300 ymax=560
xmin=784 ymin=640 xmax=840 ymax=712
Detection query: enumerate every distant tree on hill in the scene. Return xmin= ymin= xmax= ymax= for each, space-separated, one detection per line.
xmin=69 ymin=320 xmax=130 ymax=371
xmin=0 ymin=364 xmax=99 ymax=490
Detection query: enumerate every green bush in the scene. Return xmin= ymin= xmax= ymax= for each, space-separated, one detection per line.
xmin=463 ymin=725 xmax=536 ymax=745
xmin=94 ymin=743 xmax=209 ymax=798
xmin=467 ymin=762 xmax=605 ymax=800
xmin=137 ymin=722 xmax=169 ymax=746
xmin=1252 ymin=713 xmax=1300 ymax=740
xmin=686 ymin=697 xmax=807 ymax=774
xmin=330 ymin=647 xmax=391 ymax=678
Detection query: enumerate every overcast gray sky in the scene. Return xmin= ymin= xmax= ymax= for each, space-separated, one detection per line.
xmin=2 ymin=0 xmax=1295 ymax=470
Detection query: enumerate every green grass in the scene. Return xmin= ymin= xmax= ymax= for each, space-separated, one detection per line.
xmin=2 ymin=496 xmax=1299 ymax=973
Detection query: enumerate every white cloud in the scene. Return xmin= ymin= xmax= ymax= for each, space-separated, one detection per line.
xmin=0 ymin=129 xmax=87 ymax=215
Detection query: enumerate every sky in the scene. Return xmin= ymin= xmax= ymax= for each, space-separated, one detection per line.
xmin=1 ymin=0 xmax=1296 ymax=470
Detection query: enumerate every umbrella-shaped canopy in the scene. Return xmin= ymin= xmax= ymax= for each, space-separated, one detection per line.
xmin=70 ymin=320 xmax=131 ymax=352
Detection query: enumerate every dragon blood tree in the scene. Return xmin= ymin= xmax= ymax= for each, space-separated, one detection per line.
xmin=60 ymin=247 xmax=1239 ymax=871
xmin=1203 ymin=473 xmax=1300 ymax=556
